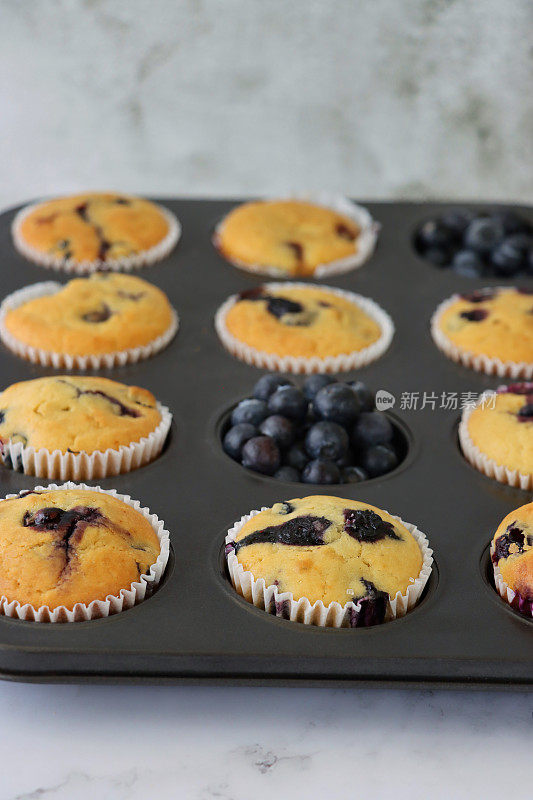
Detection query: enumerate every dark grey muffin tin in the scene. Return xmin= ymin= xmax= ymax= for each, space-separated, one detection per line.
xmin=0 ymin=199 xmax=532 ymax=688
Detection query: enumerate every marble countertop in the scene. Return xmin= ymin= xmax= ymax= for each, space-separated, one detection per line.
xmin=1 ymin=682 xmax=530 ymax=799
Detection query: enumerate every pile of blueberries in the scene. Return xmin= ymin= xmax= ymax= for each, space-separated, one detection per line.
xmin=222 ymin=374 xmax=404 ymax=484
xmin=414 ymin=209 xmax=533 ymax=278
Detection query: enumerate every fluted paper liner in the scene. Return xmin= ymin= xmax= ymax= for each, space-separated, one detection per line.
xmin=0 ymin=281 xmax=179 ymax=369
xmin=213 ymin=193 xmax=379 ymax=279
xmin=225 ymin=507 xmax=433 ymax=628
xmin=215 ymin=282 xmax=394 ymax=374
xmin=491 ymin=543 xmax=533 ymax=619
xmin=431 ymin=292 xmax=533 ymax=378
xmin=0 ymin=403 xmax=172 ymax=480
xmin=12 ymin=201 xmax=181 ymax=274
xmin=459 ymin=388 xmax=533 ymax=490
xmin=0 ymin=482 xmax=170 ymax=623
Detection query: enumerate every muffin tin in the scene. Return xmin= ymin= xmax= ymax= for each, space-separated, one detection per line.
xmin=0 ymin=198 xmax=532 ymax=688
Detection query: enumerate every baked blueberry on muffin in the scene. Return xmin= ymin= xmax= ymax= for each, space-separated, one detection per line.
xmin=459 ymin=383 xmax=533 ymax=489
xmin=491 ymin=501 xmax=533 ymax=617
xmin=0 ymin=273 xmax=177 ymax=366
xmin=431 ymin=287 xmax=533 ymax=376
xmin=226 ymin=495 xmax=432 ymax=627
xmin=215 ymin=199 xmax=376 ymax=278
xmin=0 ymin=488 xmax=161 ymax=614
xmin=215 ymin=283 xmax=393 ymax=373
xmin=12 ymin=192 xmax=180 ymax=272
xmin=0 ymin=376 xmax=170 ymax=478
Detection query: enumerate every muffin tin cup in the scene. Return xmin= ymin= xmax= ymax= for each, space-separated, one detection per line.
xmin=430 ymin=292 xmax=533 ymax=379
xmin=0 ymin=403 xmax=172 ymax=480
xmin=213 ymin=193 xmax=379 ymax=280
xmin=215 ymin=282 xmax=394 ymax=374
xmin=225 ymin=507 xmax=433 ymax=628
xmin=0 ymin=482 xmax=171 ymax=623
xmin=11 ymin=201 xmax=181 ymax=274
xmin=490 ymin=544 xmax=533 ymax=619
xmin=0 ymin=281 xmax=179 ymax=369
xmin=459 ymin=389 xmax=533 ymax=491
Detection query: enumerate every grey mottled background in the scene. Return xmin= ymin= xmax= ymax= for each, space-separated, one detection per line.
xmin=0 ymin=0 xmax=531 ymax=210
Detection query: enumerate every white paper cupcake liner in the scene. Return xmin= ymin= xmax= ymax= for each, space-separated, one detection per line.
xmin=431 ymin=292 xmax=533 ymax=378
xmin=213 ymin=193 xmax=379 ymax=279
xmin=215 ymin=282 xmax=394 ymax=374
xmin=490 ymin=544 xmax=533 ymax=618
xmin=0 ymin=402 xmax=172 ymax=480
xmin=225 ymin=507 xmax=433 ymax=628
xmin=0 ymin=281 xmax=179 ymax=369
xmin=459 ymin=388 xmax=533 ymax=490
xmin=0 ymin=481 xmax=170 ymax=623
xmin=12 ymin=200 xmax=181 ymax=274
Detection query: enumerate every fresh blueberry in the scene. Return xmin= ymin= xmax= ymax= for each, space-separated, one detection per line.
xmin=504 ymin=233 xmax=532 ymax=254
xmin=416 ymin=219 xmax=455 ymax=250
xmin=360 ymin=444 xmax=398 ymax=477
xmin=440 ymin=210 xmax=475 ymax=236
xmin=241 ymin=436 xmax=281 ymax=475
xmin=302 ymin=459 xmax=341 ymax=485
xmin=335 ymin=448 xmax=355 ymax=469
xmin=253 ymin=374 xmax=292 ymax=401
xmin=352 ymin=412 xmax=393 ymax=449
xmin=286 ymin=441 xmax=309 ymax=471
xmin=348 ymin=380 xmax=375 ymax=412
xmin=305 ymin=421 xmax=349 ymax=461
xmin=491 ymin=239 xmax=527 ymax=276
xmin=313 ymin=383 xmax=361 ymax=426
xmin=267 ymin=386 xmax=308 ymax=420
xmin=231 ymin=398 xmax=268 ymax=427
xmin=274 ymin=466 xmax=301 ymax=482
xmin=259 ymin=415 xmax=295 ymax=449
xmin=342 ymin=466 xmax=368 ymax=483
xmin=490 ymin=210 xmax=532 ymax=236
xmin=223 ymin=423 xmax=257 ymax=460
xmin=451 ymin=250 xmax=486 ymax=278
xmin=302 ymin=374 xmax=335 ymax=400
xmin=423 ymin=247 xmax=452 ymax=267
xmin=464 ymin=217 xmax=505 ymax=254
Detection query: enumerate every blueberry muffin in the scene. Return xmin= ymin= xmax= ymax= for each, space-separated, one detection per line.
xmin=215 ymin=199 xmax=366 ymax=277
xmin=432 ymin=288 xmax=533 ymax=373
xmin=216 ymin=283 xmax=392 ymax=373
xmin=13 ymin=192 xmax=179 ymax=271
xmin=459 ymin=383 xmax=533 ymax=488
xmin=491 ymin=501 xmax=533 ymax=616
xmin=0 ymin=488 xmax=161 ymax=611
xmin=1 ymin=273 xmax=176 ymax=360
xmin=0 ymin=376 xmax=167 ymax=477
xmin=226 ymin=495 xmax=428 ymax=626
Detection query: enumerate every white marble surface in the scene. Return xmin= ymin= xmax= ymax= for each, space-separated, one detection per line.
xmin=0 ymin=682 xmax=530 ymax=798
xmin=0 ymin=0 xmax=532 ymax=212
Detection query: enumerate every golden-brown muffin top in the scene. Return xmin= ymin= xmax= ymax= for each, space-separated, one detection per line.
xmin=230 ymin=495 xmax=422 ymax=608
xmin=0 ymin=376 xmax=161 ymax=453
xmin=0 ymin=488 xmax=160 ymax=610
xmin=466 ymin=384 xmax=533 ymax=475
xmin=223 ymin=284 xmax=382 ymax=359
xmin=17 ymin=192 xmax=170 ymax=264
xmin=492 ymin=501 xmax=533 ymax=600
xmin=217 ymin=200 xmax=361 ymax=276
xmin=436 ymin=288 xmax=533 ymax=364
xmin=3 ymin=273 xmax=174 ymax=355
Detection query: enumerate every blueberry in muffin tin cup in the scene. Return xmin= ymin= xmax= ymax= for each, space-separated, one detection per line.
xmin=0 ymin=281 xmax=179 ymax=369
xmin=225 ymin=507 xmax=433 ymax=628
xmin=431 ymin=291 xmax=533 ymax=379
xmin=490 ymin=543 xmax=533 ymax=619
xmin=0 ymin=403 xmax=172 ymax=480
xmin=11 ymin=200 xmax=181 ymax=275
xmin=213 ymin=193 xmax=379 ymax=279
xmin=0 ymin=482 xmax=170 ymax=623
xmin=459 ymin=387 xmax=533 ymax=491
xmin=215 ymin=282 xmax=394 ymax=374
